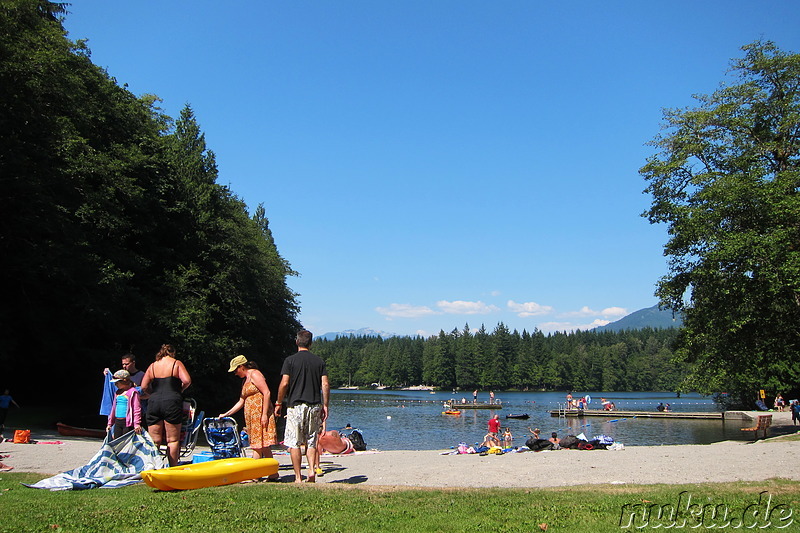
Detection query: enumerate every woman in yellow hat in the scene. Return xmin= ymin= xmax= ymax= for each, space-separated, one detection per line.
xmin=220 ymin=356 xmax=279 ymax=468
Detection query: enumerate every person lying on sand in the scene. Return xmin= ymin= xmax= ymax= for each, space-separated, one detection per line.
xmin=318 ymin=430 xmax=354 ymax=455
xmin=481 ymin=433 xmax=501 ymax=448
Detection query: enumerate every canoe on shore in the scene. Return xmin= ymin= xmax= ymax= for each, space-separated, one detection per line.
xmin=141 ymin=457 xmax=279 ymax=490
xmin=56 ymin=422 xmax=106 ymax=439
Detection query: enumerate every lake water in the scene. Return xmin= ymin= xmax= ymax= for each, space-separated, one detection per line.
xmin=325 ymin=390 xmax=752 ymax=450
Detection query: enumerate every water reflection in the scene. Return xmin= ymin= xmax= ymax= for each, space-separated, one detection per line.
xmin=324 ymin=390 xmax=751 ymax=451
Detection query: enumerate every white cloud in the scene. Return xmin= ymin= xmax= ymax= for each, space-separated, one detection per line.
xmin=537 ymin=321 xmax=573 ymax=332
xmin=436 ymin=300 xmax=500 ymax=315
xmin=375 ymin=303 xmax=440 ymax=319
xmin=560 ymin=306 xmax=628 ymax=318
xmin=507 ymin=300 xmax=554 ymax=317
xmin=581 ymin=318 xmax=612 ymax=329
xmin=562 ymin=306 xmax=599 ymax=317
xmin=538 ymin=319 xmax=611 ymax=333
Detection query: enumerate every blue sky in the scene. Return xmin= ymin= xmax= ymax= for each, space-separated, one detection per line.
xmin=63 ymin=2 xmax=800 ymax=337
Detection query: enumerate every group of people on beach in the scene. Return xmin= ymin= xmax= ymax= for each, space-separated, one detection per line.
xmin=221 ymin=329 xmax=350 ymax=482
xmin=102 ymin=329 xmax=336 ymax=482
xmin=477 ymin=414 xmax=561 ymax=451
xmin=104 ymin=345 xmax=192 ymax=467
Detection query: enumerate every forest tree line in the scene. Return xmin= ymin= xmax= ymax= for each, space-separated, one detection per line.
xmin=0 ymin=1 xmax=300 ymax=409
xmin=313 ymin=325 xmax=685 ymax=392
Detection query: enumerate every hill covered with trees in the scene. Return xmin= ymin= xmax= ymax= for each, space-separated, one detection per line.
xmin=594 ymin=305 xmax=683 ymax=332
xmin=314 ymin=325 xmax=685 ymax=392
xmin=0 ymin=1 xmax=300 ymax=409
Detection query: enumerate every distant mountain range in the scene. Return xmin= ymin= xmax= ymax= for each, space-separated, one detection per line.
xmin=593 ymin=304 xmax=683 ymax=332
xmin=317 ymin=327 xmax=399 ymax=341
xmin=317 ymin=305 xmax=682 ymax=340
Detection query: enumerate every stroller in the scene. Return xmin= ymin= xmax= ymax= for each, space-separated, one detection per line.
xmin=203 ymin=417 xmax=247 ymax=459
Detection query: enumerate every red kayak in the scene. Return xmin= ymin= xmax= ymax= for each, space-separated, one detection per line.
xmin=56 ymin=422 xmax=106 ymax=439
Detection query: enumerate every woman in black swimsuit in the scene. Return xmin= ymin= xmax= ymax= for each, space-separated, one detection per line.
xmin=141 ymin=344 xmax=192 ymax=466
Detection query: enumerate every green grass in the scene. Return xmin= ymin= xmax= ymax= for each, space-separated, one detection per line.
xmin=1 ymin=474 xmax=798 ymax=532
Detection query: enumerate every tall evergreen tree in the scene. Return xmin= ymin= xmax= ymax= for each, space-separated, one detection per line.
xmin=0 ymin=2 xmax=300 ymax=410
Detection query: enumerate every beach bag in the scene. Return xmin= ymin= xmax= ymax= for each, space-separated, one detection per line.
xmin=559 ymin=435 xmax=580 ymax=449
xmin=347 ymin=430 xmax=366 ymax=451
xmin=526 ymin=438 xmax=554 ymax=451
xmin=593 ymin=435 xmax=614 ymax=446
xmin=13 ymin=429 xmax=31 ymax=444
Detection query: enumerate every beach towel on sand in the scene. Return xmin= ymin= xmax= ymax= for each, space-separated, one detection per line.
xmin=25 ymin=431 xmax=165 ymax=491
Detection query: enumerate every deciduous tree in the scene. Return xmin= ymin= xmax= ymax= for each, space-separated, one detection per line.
xmin=641 ymin=41 xmax=800 ymax=406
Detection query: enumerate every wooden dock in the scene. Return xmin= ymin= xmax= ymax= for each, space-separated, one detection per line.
xmin=548 ymin=409 xmax=723 ymax=420
xmin=448 ymin=403 xmax=503 ymax=410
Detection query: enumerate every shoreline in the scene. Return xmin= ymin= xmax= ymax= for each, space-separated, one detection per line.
xmin=2 ymin=412 xmax=799 ymax=488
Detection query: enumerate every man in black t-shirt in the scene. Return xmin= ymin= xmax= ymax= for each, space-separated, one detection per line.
xmin=275 ymin=330 xmax=330 ymax=483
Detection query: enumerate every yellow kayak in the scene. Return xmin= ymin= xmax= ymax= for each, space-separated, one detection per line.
xmin=141 ymin=457 xmax=279 ymax=490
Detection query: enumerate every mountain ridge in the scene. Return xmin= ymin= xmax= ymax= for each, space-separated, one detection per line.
xmin=593 ymin=304 xmax=683 ymax=332
xmin=317 ymin=327 xmax=399 ymax=341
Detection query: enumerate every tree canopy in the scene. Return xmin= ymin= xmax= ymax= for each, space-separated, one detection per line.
xmin=641 ymin=41 xmax=800 ymax=407
xmin=0 ymin=0 xmax=300 ymax=410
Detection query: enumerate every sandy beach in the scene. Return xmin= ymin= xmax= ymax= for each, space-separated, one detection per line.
xmin=3 ymin=412 xmax=799 ymax=488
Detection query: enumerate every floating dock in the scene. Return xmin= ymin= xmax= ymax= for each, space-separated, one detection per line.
xmin=548 ymin=409 xmax=723 ymax=420
xmin=448 ymin=403 xmax=503 ymax=410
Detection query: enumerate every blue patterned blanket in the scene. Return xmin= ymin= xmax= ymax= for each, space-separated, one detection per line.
xmin=25 ymin=431 xmax=166 ymax=491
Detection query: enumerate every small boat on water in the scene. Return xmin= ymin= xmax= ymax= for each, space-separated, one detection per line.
xmin=505 ymin=413 xmax=530 ymax=420
xmin=442 ymin=410 xmax=462 ymax=416
xmin=56 ymin=422 xmax=106 ymax=439
xmin=141 ymin=457 xmax=280 ymax=490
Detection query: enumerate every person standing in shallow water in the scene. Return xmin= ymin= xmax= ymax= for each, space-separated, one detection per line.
xmin=488 ymin=414 xmax=500 ymax=437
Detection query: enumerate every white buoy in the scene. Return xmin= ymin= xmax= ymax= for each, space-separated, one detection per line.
xmin=387 ymin=415 xmax=392 ymax=420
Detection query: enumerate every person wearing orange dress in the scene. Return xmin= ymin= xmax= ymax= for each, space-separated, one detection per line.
xmin=220 ymin=355 xmax=279 ymax=478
